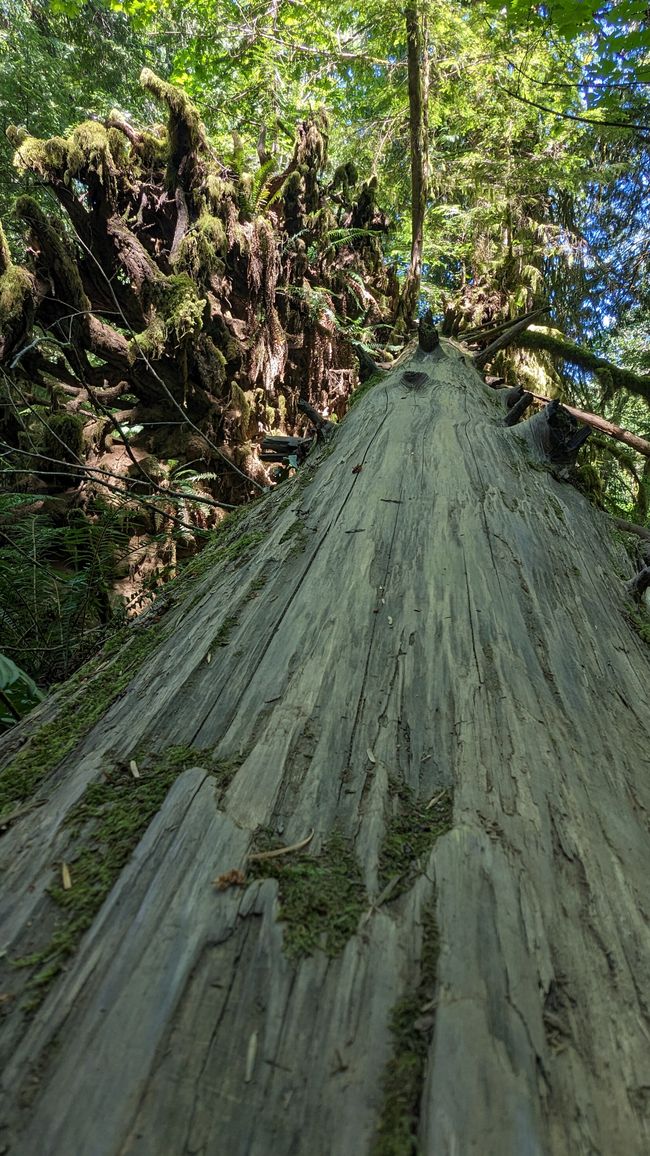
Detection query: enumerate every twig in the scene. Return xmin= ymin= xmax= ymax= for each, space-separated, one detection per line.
xmin=0 ymin=799 xmax=46 ymax=829
xmin=425 ymin=789 xmax=447 ymax=810
xmin=247 ymin=829 xmax=314 ymax=862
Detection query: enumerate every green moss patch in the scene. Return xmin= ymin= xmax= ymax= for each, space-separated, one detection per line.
xmin=372 ymin=906 xmax=440 ymax=1156
xmin=378 ymin=782 xmax=453 ymax=897
xmin=0 ymin=264 xmax=33 ymax=326
xmin=14 ymin=745 xmax=241 ymax=1007
xmin=176 ymin=211 xmax=227 ymax=278
xmin=625 ymin=605 xmax=650 ymax=645
xmin=249 ymin=830 xmax=366 ymax=959
xmin=67 ymin=120 xmax=115 ymax=182
xmin=348 ymin=370 xmax=383 ymax=409
xmin=279 ymin=518 xmax=310 ymax=555
xmin=10 ymin=131 xmax=69 ymax=178
xmin=212 ymin=614 xmax=239 ymax=647
xmin=0 ymin=624 xmax=164 ymax=822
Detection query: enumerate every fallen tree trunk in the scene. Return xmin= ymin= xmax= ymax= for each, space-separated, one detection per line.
xmin=1 ymin=340 xmax=650 ymax=1155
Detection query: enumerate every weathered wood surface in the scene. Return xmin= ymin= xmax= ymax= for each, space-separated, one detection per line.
xmin=1 ymin=341 xmax=650 ymax=1154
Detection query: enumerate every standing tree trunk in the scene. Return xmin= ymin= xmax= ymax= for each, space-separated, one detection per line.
xmin=1 ymin=340 xmax=650 ymax=1154
xmin=395 ymin=3 xmax=429 ymax=335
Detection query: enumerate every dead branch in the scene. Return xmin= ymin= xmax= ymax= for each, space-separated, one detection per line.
xmin=530 ymin=393 xmax=650 ymax=459
xmin=474 ymin=307 xmax=550 ymax=369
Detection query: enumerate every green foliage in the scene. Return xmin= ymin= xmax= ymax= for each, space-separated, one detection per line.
xmin=0 ymin=653 xmax=44 ymax=732
xmin=0 ymin=0 xmax=152 ymax=226
xmin=0 ymin=616 xmax=161 ymax=821
xmin=0 ymin=496 xmax=125 ymax=685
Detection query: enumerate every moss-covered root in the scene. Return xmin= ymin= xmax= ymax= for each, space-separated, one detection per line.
xmin=372 ymin=906 xmax=440 ymax=1156
xmin=139 ymin=68 xmax=207 ymax=176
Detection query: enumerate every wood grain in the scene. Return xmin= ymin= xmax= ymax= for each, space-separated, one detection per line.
xmin=1 ymin=341 xmax=649 ymax=1155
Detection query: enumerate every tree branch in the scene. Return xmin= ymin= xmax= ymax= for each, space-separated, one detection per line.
xmin=473 ymin=307 xmax=549 ymax=369
xmin=611 ymin=517 xmax=650 ymax=543
xmin=495 ymin=82 xmax=650 ymax=133
xmin=517 ymin=326 xmax=650 ymax=405
xmin=528 ymin=391 xmax=650 ymax=458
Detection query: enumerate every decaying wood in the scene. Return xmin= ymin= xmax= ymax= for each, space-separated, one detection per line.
xmin=418 ymin=310 xmax=439 ymax=352
xmin=1 ymin=341 xmax=649 ymax=1155
xmin=530 ymin=392 xmax=650 ymax=459
xmin=297 ymin=398 xmax=336 ymax=434
xmin=628 ymin=565 xmax=650 ymax=599
xmin=519 ymin=397 xmax=591 ymax=466
xmin=504 ymin=389 xmax=533 ymax=425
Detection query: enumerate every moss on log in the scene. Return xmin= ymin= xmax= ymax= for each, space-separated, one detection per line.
xmin=516 ymin=324 xmax=650 ymax=404
xmin=1 ymin=342 xmax=649 ymax=1154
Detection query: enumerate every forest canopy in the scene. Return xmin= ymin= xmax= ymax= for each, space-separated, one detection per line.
xmin=0 ymin=0 xmax=649 ymax=698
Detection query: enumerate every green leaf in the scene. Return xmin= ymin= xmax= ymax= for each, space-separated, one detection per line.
xmin=0 ymin=654 xmax=45 ymax=733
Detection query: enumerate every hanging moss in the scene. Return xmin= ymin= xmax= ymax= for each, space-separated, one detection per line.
xmin=229 ymin=382 xmax=253 ymax=433
xmin=138 ymin=272 xmax=206 ymax=354
xmin=137 ymin=126 xmax=169 ymax=170
xmin=238 ymin=171 xmax=254 ymax=214
xmin=8 ymin=129 xmax=69 ymax=178
xmin=14 ymin=196 xmax=89 ymax=315
xmin=140 ymin=67 xmax=207 ymax=175
xmin=106 ymin=127 xmax=130 ymax=168
xmin=0 ymin=264 xmax=33 ymax=327
xmin=205 ymin=173 xmax=237 ymax=209
xmin=129 ymin=315 xmax=166 ymax=364
xmin=195 ymin=335 xmax=227 ymax=394
xmin=175 ymin=211 xmax=227 ymax=278
xmin=283 ymin=170 xmax=305 ymax=235
xmin=66 ymin=121 xmax=116 ymax=183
